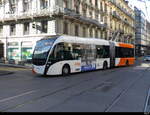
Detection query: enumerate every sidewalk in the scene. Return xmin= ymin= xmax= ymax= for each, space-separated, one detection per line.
xmin=0 ymin=63 xmax=32 ymax=69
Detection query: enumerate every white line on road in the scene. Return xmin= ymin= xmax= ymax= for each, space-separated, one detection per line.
xmin=144 ymin=88 xmax=150 ymax=113
xmin=0 ymin=90 xmax=37 ymax=103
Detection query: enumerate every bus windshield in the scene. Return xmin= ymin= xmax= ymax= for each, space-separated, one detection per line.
xmin=32 ymin=38 xmax=56 ymax=65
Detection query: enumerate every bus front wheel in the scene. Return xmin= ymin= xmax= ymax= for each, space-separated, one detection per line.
xmin=62 ymin=65 xmax=70 ymax=76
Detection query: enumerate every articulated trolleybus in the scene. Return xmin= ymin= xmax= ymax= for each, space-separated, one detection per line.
xmin=32 ymin=35 xmax=135 ymax=76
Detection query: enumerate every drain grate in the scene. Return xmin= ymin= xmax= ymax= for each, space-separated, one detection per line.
xmin=144 ymin=89 xmax=150 ymax=113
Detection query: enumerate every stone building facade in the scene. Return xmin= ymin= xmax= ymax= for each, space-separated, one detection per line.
xmin=146 ymin=20 xmax=150 ymax=55
xmin=134 ymin=7 xmax=148 ymax=56
xmin=0 ymin=0 xmax=135 ymax=62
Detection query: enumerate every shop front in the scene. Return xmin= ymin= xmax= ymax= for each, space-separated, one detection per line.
xmin=21 ymin=47 xmax=32 ymax=60
xmin=8 ymin=42 xmax=20 ymax=61
xmin=7 ymin=41 xmax=34 ymax=62
xmin=21 ymin=42 xmax=33 ymax=61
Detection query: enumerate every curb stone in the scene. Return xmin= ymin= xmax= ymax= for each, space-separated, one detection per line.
xmin=0 ymin=71 xmax=14 ymax=76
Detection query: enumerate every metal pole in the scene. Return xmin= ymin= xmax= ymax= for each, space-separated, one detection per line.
xmin=6 ymin=36 xmax=8 ymax=62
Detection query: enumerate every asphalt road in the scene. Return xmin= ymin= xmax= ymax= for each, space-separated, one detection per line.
xmin=0 ymin=59 xmax=150 ymax=112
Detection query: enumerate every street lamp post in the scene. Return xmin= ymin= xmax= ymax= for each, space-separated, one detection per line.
xmin=6 ymin=36 xmax=8 ymax=62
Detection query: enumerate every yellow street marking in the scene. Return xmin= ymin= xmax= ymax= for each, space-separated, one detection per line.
xmin=0 ymin=67 xmax=30 ymax=71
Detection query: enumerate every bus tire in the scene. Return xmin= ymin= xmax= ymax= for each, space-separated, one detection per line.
xmin=103 ymin=61 xmax=108 ymax=70
xmin=62 ymin=64 xmax=70 ymax=76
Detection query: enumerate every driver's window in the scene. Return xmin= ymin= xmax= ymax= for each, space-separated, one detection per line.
xmin=49 ymin=42 xmax=74 ymax=61
xmin=48 ymin=43 xmax=64 ymax=62
xmin=54 ymin=43 xmax=64 ymax=60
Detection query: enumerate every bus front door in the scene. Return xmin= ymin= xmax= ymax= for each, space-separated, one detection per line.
xmin=109 ymin=42 xmax=115 ymax=68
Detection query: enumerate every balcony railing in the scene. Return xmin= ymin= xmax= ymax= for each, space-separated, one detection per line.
xmin=108 ymin=0 xmax=135 ymax=20
xmin=62 ymin=8 xmax=107 ymax=29
xmin=0 ymin=6 xmax=107 ymax=30
xmin=0 ymin=7 xmax=54 ymax=21
xmin=111 ymin=11 xmax=121 ymax=20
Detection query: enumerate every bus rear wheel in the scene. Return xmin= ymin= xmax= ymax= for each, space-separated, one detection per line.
xmin=103 ymin=61 xmax=108 ymax=70
xmin=62 ymin=65 xmax=70 ymax=76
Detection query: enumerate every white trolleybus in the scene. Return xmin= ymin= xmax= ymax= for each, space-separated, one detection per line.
xmin=32 ymin=35 xmax=135 ymax=76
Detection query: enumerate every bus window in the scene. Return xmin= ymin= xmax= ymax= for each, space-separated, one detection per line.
xmin=54 ymin=43 xmax=64 ymax=61
xmin=72 ymin=44 xmax=82 ymax=60
xmin=115 ymin=47 xmax=134 ymax=58
xmin=103 ymin=46 xmax=110 ymax=58
xmin=96 ymin=45 xmax=109 ymax=58
xmin=63 ymin=43 xmax=73 ymax=60
xmin=48 ymin=43 xmax=63 ymax=62
xmin=51 ymin=43 xmax=74 ymax=61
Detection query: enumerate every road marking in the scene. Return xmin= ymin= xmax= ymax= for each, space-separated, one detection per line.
xmin=144 ymin=89 xmax=150 ymax=113
xmin=0 ymin=90 xmax=37 ymax=103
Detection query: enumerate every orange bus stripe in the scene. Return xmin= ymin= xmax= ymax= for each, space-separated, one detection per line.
xmin=119 ymin=43 xmax=134 ymax=48
xmin=117 ymin=58 xmax=135 ymax=66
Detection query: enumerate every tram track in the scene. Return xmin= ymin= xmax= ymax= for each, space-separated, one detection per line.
xmin=144 ymin=88 xmax=150 ymax=113
xmin=144 ymin=63 xmax=150 ymax=113
xmin=104 ymin=63 xmax=150 ymax=112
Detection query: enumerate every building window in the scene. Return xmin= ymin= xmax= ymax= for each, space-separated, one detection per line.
xmin=75 ymin=5 xmax=79 ymax=14
xmin=89 ymin=10 xmax=93 ymax=19
xmin=101 ymin=31 xmax=103 ymax=39
xmin=95 ymin=0 xmax=98 ymax=7
xmin=23 ymin=0 xmax=29 ymax=12
xmin=104 ymin=3 xmax=107 ymax=12
xmin=100 ymin=2 xmax=103 ymax=11
xmin=90 ymin=28 xmax=93 ymax=37
xmin=10 ymin=24 xmax=16 ymax=36
xmin=0 ymin=0 xmax=2 ymax=6
xmin=95 ymin=30 xmax=98 ymax=38
xmin=63 ymin=22 xmax=68 ymax=34
xmin=63 ymin=0 xmax=68 ymax=8
xmin=83 ymin=27 xmax=86 ymax=37
xmin=101 ymin=15 xmax=104 ymax=22
xmin=10 ymin=0 xmax=17 ymax=14
xmin=105 ymin=32 xmax=107 ymax=40
xmin=0 ymin=25 xmax=3 ymax=36
xmin=104 ymin=16 xmax=107 ymax=24
xmin=75 ymin=25 xmax=79 ymax=36
xmin=24 ymin=22 xmax=30 ymax=35
xmin=41 ymin=21 xmax=48 ymax=33
xmin=40 ymin=0 xmax=48 ymax=9
xmin=90 ymin=0 xmax=92 ymax=4
xmin=83 ymin=8 xmax=87 ymax=17
xmin=95 ymin=12 xmax=99 ymax=20
xmin=74 ymin=0 xmax=80 ymax=14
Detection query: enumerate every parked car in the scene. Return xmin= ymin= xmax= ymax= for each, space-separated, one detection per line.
xmin=8 ymin=59 xmax=15 ymax=64
xmin=144 ymin=55 xmax=150 ymax=61
xmin=0 ymin=57 xmax=5 ymax=63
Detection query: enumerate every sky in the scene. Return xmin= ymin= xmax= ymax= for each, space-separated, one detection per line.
xmin=128 ymin=0 xmax=150 ymax=21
